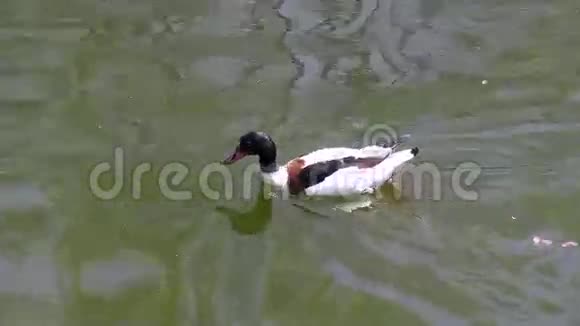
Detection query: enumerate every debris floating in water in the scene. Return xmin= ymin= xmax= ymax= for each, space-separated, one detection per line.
xmin=561 ymin=241 xmax=579 ymax=248
xmin=511 ymin=216 xmax=517 ymax=220
xmin=532 ymin=236 xmax=552 ymax=246
xmin=482 ymin=80 xmax=488 ymax=85
xmin=532 ymin=235 xmax=577 ymax=248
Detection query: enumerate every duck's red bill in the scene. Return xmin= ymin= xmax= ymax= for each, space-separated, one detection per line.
xmin=221 ymin=148 xmax=247 ymax=164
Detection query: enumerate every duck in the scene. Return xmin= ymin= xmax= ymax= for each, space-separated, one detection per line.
xmin=221 ymin=131 xmax=419 ymax=197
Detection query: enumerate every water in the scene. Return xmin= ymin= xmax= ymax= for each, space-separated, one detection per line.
xmin=1 ymin=0 xmax=580 ymax=325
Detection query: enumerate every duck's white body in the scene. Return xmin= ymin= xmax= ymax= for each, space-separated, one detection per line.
xmin=262 ymin=145 xmax=417 ymax=197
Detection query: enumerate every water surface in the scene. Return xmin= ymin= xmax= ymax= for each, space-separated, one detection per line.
xmin=1 ymin=0 xmax=580 ymax=325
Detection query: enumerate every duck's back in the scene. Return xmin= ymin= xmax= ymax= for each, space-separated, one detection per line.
xmin=286 ymin=145 xmax=393 ymax=168
xmin=303 ymin=148 xmax=418 ymax=196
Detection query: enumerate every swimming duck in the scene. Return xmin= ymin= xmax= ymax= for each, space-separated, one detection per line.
xmin=221 ymin=131 xmax=419 ymax=197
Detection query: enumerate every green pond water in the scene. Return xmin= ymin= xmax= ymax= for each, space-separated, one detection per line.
xmin=1 ymin=0 xmax=580 ymax=325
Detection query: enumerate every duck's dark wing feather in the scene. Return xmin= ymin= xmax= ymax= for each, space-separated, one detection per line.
xmin=288 ymin=155 xmax=387 ymax=194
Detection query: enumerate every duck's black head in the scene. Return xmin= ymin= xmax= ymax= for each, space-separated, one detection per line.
xmin=221 ymin=131 xmax=277 ymax=172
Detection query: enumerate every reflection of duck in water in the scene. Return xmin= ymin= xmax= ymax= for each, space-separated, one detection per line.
xmin=221 ymin=131 xmax=418 ymax=197
xmin=217 ymin=184 xmax=273 ymax=235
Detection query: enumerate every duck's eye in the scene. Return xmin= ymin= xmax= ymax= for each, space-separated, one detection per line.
xmin=239 ymin=140 xmax=252 ymax=151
